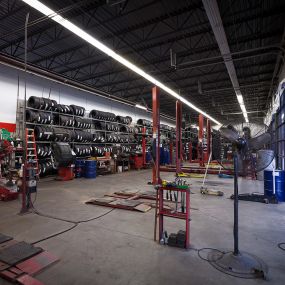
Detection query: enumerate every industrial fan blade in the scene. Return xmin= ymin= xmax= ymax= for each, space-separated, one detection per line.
xmin=219 ymin=126 xmax=239 ymax=142
xmin=248 ymin=133 xmax=271 ymax=151
xmin=256 ymin=149 xmax=275 ymax=172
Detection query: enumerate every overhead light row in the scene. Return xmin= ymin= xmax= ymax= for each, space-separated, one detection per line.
xmin=21 ymin=0 xmax=222 ymax=126
xmin=135 ymin=104 xmax=148 ymax=111
xmin=236 ymin=92 xmax=249 ymax=123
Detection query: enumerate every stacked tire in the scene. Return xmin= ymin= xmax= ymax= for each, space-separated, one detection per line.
xmin=26 ymin=110 xmax=53 ymax=124
xmin=53 ymin=128 xmax=71 ymax=142
xmin=92 ymin=132 xmax=105 ymax=143
xmin=74 ymin=130 xmax=93 ymax=142
xmin=34 ymin=126 xmax=54 ymax=141
xmin=74 ymin=117 xmax=92 ymax=129
xmin=89 ymin=110 xmax=116 ymax=121
xmin=70 ymin=105 xmax=85 ymax=116
xmin=39 ymin=161 xmax=54 ymax=177
xmin=116 ymin=116 xmax=132 ymax=125
xmin=106 ymin=122 xmax=119 ymax=132
xmin=54 ymin=114 xmax=74 ymax=127
xmin=37 ymin=145 xmax=52 ymax=158
xmin=92 ymin=146 xmax=105 ymax=156
xmin=28 ymin=96 xmax=57 ymax=111
xmin=56 ymin=104 xmax=73 ymax=114
xmin=94 ymin=121 xmax=106 ymax=130
xmin=73 ymin=145 xmax=92 ymax=157
xmin=137 ymin=119 xmax=152 ymax=127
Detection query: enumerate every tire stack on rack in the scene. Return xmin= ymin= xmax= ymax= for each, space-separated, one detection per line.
xmin=37 ymin=144 xmax=54 ymax=177
xmin=73 ymin=145 xmax=92 ymax=157
xmin=89 ymin=109 xmax=116 ymax=121
xmin=27 ymin=96 xmax=57 ymax=111
xmin=34 ymin=126 xmax=54 ymax=141
xmin=53 ymin=114 xmax=74 ymax=127
xmin=91 ymin=146 xmax=105 ymax=157
xmin=26 ymin=96 xmax=172 ymax=175
xmin=116 ymin=115 xmax=132 ymax=125
xmin=38 ymin=161 xmax=54 ymax=177
xmin=137 ymin=119 xmax=152 ymax=127
xmin=93 ymin=132 xmax=105 ymax=143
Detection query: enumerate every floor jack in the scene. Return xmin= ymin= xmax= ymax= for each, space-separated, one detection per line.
xmin=200 ymin=152 xmax=224 ymax=196
xmin=177 ymin=172 xmax=204 ymax=179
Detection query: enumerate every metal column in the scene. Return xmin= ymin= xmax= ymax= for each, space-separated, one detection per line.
xmin=176 ymin=101 xmax=182 ymax=174
xmin=188 ymin=142 xmax=192 ymax=163
xmin=152 ymin=86 xmax=160 ymax=185
xmin=206 ymin=119 xmax=211 ymax=162
xmin=198 ymin=114 xmax=204 ymax=167
xmin=169 ymin=142 xmax=173 ymax=165
xmin=142 ymin=127 xmax=146 ymax=167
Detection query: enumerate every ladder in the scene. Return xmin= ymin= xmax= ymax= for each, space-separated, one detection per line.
xmin=25 ymin=128 xmax=39 ymax=176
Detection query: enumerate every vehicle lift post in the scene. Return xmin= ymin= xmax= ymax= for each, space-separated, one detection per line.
xmin=198 ymin=114 xmax=204 ymax=167
xmin=152 ymin=86 xmax=160 ymax=185
xmin=176 ymin=101 xmax=182 ymax=174
xmin=142 ymin=127 xmax=146 ymax=167
xmin=206 ymin=119 xmax=211 ymax=162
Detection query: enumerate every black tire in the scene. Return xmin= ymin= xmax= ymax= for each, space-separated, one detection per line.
xmin=70 ymin=105 xmax=85 ymax=117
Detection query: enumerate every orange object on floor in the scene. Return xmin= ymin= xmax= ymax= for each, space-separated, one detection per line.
xmin=57 ymin=166 xmax=74 ymax=181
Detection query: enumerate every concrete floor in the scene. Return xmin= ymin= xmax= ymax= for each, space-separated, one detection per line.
xmin=0 ymin=169 xmax=285 ymax=285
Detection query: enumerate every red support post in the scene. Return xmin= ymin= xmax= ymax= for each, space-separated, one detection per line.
xmin=152 ymin=86 xmax=160 ymax=185
xmin=169 ymin=142 xmax=173 ymax=165
xmin=188 ymin=142 xmax=192 ymax=163
xmin=176 ymin=101 xmax=182 ymax=174
xmin=198 ymin=114 xmax=204 ymax=167
xmin=206 ymin=119 xmax=211 ymax=162
xmin=142 ymin=127 xmax=146 ymax=167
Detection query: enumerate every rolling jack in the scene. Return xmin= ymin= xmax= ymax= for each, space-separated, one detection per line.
xmin=200 ymin=152 xmax=224 ymax=196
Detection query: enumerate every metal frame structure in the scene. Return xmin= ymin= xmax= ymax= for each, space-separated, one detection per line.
xmin=176 ymin=101 xmax=182 ymax=174
xmin=152 ymin=86 xmax=160 ymax=185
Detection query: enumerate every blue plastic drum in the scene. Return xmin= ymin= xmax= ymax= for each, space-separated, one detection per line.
xmin=264 ymin=170 xmax=285 ymax=202
xmin=75 ymin=159 xmax=85 ymax=178
xmin=84 ymin=160 xmax=97 ymax=179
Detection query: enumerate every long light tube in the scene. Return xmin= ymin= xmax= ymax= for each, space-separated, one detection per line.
xmin=135 ymin=104 xmax=148 ymax=111
xmin=21 ymin=0 xmax=222 ymax=125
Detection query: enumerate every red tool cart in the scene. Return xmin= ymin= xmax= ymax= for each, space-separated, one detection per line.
xmin=156 ymin=185 xmax=190 ymax=249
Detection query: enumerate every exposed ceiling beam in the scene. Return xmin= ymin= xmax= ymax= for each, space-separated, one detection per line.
xmin=202 ymin=0 xmax=248 ymax=122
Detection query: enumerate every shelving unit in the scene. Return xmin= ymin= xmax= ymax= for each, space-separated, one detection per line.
xmin=157 ymin=185 xmax=190 ymax=249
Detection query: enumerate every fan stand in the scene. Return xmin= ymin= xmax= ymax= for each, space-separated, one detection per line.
xmin=207 ymin=153 xmax=268 ymax=279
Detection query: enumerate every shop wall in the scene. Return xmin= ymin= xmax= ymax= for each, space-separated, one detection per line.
xmin=0 ymin=63 xmax=174 ymax=127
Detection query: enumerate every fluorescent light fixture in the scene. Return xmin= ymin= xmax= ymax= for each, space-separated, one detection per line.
xmin=21 ymin=0 xmax=222 ymax=125
xmin=135 ymin=104 xmax=147 ymax=111
xmin=236 ymin=95 xmax=244 ymax=105
xmin=235 ymin=92 xmax=248 ymax=122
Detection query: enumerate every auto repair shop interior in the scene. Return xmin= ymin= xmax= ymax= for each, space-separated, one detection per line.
xmin=0 ymin=1 xmax=285 ymax=285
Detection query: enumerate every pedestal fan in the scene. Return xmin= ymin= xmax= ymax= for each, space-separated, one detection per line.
xmin=208 ymin=124 xmax=274 ymax=279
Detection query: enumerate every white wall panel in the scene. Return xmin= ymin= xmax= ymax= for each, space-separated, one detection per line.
xmin=0 ymin=63 xmax=174 ymax=126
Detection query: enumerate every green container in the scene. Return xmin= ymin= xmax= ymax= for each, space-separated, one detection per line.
xmin=0 ymin=129 xmax=12 ymax=141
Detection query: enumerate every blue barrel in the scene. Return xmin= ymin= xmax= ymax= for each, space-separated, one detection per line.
xmin=146 ymin=151 xmax=152 ymax=163
xmin=75 ymin=159 xmax=85 ymax=178
xmin=84 ymin=160 xmax=97 ymax=179
xmin=165 ymin=149 xmax=170 ymax=164
xmin=160 ymin=147 xmax=165 ymax=165
xmin=264 ymin=170 xmax=285 ymax=202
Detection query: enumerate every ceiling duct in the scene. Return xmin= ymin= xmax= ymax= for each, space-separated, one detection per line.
xmin=202 ymin=0 xmax=249 ymax=123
